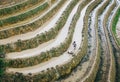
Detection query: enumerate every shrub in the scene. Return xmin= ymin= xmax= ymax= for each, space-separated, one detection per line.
xmin=7 ymin=0 xmax=81 ymax=68
xmin=0 ymin=2 xmax=49 ymax=27
xmin=0 ymin=0 xmax=75 ymax=53
xmin=0 ymin=0 xmax=66 ymax=39
xmin=0 ymin=0 xmax=44 ymax=17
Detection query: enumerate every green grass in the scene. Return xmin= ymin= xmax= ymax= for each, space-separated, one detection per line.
xmin=112 ymin=8 xmax=120 ymax=35
xmin=0 ymin=2 xmax=49 ymax=27
xmin=0 ymin=0 xmax=44 ymax=17
xmin=0 ymin=0 xmax=66 ymax=39
xmin=117 ymin=38 xmax=120 ymax=45
xmin=0 ymin=58 xmax=6 ymax=77
xmin=7 ymin=0 xmax=80 ymax=68
xmin=112 ymin=8 xmax=120 ymax=45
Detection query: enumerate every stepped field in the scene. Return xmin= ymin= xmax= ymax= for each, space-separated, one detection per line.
xmin=0 ymin=0 xmax=120 ymax=82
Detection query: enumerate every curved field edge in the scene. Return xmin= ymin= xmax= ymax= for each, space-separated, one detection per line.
xmin=81 ymin=0 xmax=102 ymax=81
xmin=95 ymin=0 xmax=116 ymax=82
xmin=1 ymin=0 xmax=91 ymax=81
xmin=0 ymin=0 xmax=44 ymax=17
xmin=6 ymin=0 xmax=88 ymax=68
xmin=0 ymin=2 xmax=49 ymax=27
xmin=110 ymin=5 xmax=120 ymax=82
xmin=112 ymin=7 xmax=120 ymax=46
xmin=58 ymin=0 xmax=102 ymax=81
xmin=0 ymin=0 xmax=77 ymax=54
xmin=0 ymin=0 xmax=66 ymax=39
xmin=102 ymin=1 xmax=116 ymax=81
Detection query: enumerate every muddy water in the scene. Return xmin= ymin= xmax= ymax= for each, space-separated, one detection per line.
xmin=106 ymin=6 xmax=119 ymax=49
xmin=58 ymin=0 xmax=106 ymax=82
xmin=6 ymin=0 xmax=88 ymax=75
xmin=96 ymin=0 xmax=115 ymax=82
xmin=106 ymin=2 xmax=120 ymax=82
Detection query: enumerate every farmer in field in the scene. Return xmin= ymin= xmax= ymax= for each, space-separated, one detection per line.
xmin=73 ymin=41 xmax=76 ymax=50
xmin=68 ymin=41 xmax=77 ymax=56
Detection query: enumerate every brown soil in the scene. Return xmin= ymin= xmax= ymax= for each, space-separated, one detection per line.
xmin=0 ymin=0 xmax=23 ymax=8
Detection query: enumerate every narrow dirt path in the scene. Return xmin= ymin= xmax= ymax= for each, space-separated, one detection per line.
xmin=0 ymin=0 xmax=60 ymax=31
xmin=0 ymin=0 xmax=46 ymax=20
xmin=6 ymin=0 xmax=80 ymax=59
xmin=96 ymin=0 xmax=115 ymax=82
xmin=0 ymin=0 xmax=28 ymax=9
xmin=58 ymin=1 xmax=111 ymax=82
xmin=0 ymin=0 xmax=72 ymax=45
xmin=6 ymin=1 xmax=88 ymax=75
xmin=106 ymin=2 xmax=120 ymax=82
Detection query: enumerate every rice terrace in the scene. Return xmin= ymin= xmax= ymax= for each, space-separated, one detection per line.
xmin=0 ymin=0 xmax=120 ymax=82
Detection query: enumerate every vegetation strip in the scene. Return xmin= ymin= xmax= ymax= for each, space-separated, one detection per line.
xmin=0 ymin=0 xmax=72 ymax=46
xmin=2 ymin=0 xmax=91 ymax=81
xmin=95 ymin=0 xmax=116 ymax=82
xmin=0 ymin=0 xmax=44 ymax=17
xmin=0 ymin=2 xmax=49 ymax=27
xmin=58 ymin=0 xmax=102 ymax=81
xmin=0 ymin=0 xmax=119 ymax=82
xmin=0 ymin=58 xmax=6 ymax=77
xmin=0 ymin=0 xmax=73 ymax=54
xmin=0 ymin=0 xmax=66 ymax=39
xmin=102 ymin=1 xmax=116 ymax=82
xmin=109 ymin=5 xmax=120 ymax=82
xmin=0 ymin=0 xmax=45 ymax=20
xmin=6 ymin=0 xmax=82 ymax=68
xmin=0 ymin=0 xmax=28 ymax=9
xmin=112 ymin=7 xmax=120 ymax=46
xmin=80 ymin=0 xmax=102 ymax=81
xmin=100 ymin=1 xmax=116 ymax=82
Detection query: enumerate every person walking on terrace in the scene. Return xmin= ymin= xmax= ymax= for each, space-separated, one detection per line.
xmin=73 ymin=41 xmax=76 ymax=50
